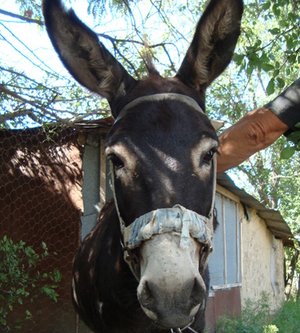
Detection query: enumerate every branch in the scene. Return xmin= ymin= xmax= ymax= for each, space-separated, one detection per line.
xmin=149 ymin=0 xmax=188 ymax=43
xmin=0 ymin=84 xmax=62 ymax=123
xmin=0 ymin=23 xmax=58 ymax=76
xmin=245 ymin=25 xmax=299 ymax=56
xmin=0 ymin=66 xmax=59 ymax=94
xmin=0 ymin=107 xmax=42 ymax=124
xmin=98 ymin=34 xmax=140 ymax=77
xmin=98 ymin=33 xmax=174 ymax=49
xmin=0 ymin=84 xmax=110 ymax=125
xmin=0 ymin=8 xmax=44 ymax=26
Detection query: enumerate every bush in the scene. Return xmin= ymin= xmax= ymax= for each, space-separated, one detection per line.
xmin=216 ymin=293 xmax=300 ymax=333
xmin=216 ymin=293 xmax=272 ymax=333
xmin=0 ymin=236 xmax=61 ymax=331
xmin=273 ymin=298 xmax=300 ymax=332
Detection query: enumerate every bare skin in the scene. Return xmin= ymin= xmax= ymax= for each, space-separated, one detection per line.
xmin=217 ymin=108 xmax=289 ymax=173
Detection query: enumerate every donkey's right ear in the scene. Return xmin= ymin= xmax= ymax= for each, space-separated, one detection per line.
xmin=176 ymin=0 xmax=243 ymax=98
xmin=43 ymin=0 xmax=136 ymax=109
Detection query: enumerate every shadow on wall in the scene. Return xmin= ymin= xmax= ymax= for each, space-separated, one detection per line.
xmin=0 ymin=126 xmax=83 ymax=333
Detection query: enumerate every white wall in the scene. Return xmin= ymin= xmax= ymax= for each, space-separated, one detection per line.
xmin=240 ymin=206 xmax=285 ymax=310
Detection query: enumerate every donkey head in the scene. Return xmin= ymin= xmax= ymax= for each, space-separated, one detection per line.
xmin=43 ymin=0 xmax=243 ymax=330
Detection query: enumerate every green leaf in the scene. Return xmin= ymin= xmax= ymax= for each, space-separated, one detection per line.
xmin=286 ymin=131 xmax=300 ymax=144
xmin=276 ymin=77 xmax=285 ymax=89
xmin=233 ymin=53 xmax=244 ymax=65
xmin=261 ymin=63 xmax=274 ymax=72
xmin=25 ymin=310 xmax=32 ymax=320
xmin=52 ymin=269 xmax=62 ymax=283
xmin=262 ymin=1 xmax=271 ymax=10
xmin=280 ymin=146 xmax=295 ymax=159
xmin=269 ymin=28 xmax=280 ymax=35
xmin=266 ymin=78 xmax=275 ymax=95
xmin=41 ymin=286 xmax=59 ymax=302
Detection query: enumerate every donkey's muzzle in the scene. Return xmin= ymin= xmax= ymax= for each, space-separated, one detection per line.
xmin=137 ymin=232 xmax=207 ymax=329
xmin=138 ymin=275 xmax=204 ymax=328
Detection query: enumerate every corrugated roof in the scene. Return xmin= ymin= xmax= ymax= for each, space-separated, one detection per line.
xmin=217 ymin=173 xmax=294 ymax=247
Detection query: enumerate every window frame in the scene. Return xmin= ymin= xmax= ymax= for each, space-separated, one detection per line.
xmin=208 ymin=185 xmax=241 ymax=290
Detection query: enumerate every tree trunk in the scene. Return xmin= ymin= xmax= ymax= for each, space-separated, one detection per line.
xmin=285 ymin=249 xmax=299 ymax=299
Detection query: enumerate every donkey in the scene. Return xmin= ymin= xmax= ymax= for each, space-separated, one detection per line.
xmin=43 ymin=0 xmax=243 ymax=332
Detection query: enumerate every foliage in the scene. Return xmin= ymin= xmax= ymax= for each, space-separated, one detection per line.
xmin=0 ymin=1 xmax=109 ymax=128
xmin=14 ymin=0 xmax=42 ymax=20
xmin=216 ymin=293 xmax=273 ymax=333
xmin=216 ymin=294 xmax=300 ymax=333
xmin=0 ymin=0 xmax=298 ymax=127
xmin=281 ymin=126 xmax=300 ymax=160
xmin=87 ymin=0 xmax=141 ymax=17
xmin=0 ymin=236 xmax=61 ymax=331
xmin=273 ymin=298 xmax=300 ymax=332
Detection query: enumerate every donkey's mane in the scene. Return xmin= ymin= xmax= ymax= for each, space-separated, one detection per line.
xmin=142 ymin=49 xmax=160 ymax=77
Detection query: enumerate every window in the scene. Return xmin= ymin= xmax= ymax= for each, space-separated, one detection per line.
xmin=208 ymin=192 xmax=241 ymax=287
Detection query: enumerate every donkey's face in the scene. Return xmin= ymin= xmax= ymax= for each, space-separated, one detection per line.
xmin=43 ymin=0 xmax=243 ymax=329
xmin=106 ymin=76 xmax=218 ymax=221
xmin=106 ymin=77 xmax=218 ymax=328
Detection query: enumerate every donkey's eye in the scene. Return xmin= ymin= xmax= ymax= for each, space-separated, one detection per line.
xmin=202 ymin=149 xmax=216 ymax=166
xmin=108 ymin=154 xmax=124 ymax=170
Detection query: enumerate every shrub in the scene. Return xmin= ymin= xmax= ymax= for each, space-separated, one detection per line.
xmin=216 ymin=293 xmax=272 ymax=333
xmin=273 ymin=298 xmax=300 ymax=332
xmin=216 ymin=293 xmax=300 ymax=333
xmin=0 ymin=236 xmax=61 ymax=331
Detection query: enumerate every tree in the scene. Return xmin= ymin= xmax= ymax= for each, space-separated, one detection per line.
xmin=0 ymin=1 xmax=109 ymax=127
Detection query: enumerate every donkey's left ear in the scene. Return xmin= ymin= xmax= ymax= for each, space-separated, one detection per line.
xmin=176 ymin=0 xmax=243 ymax=97
xmin=43 ymin=0 xmax=136 ymax=110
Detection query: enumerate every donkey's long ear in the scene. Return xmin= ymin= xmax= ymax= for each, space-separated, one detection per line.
xmin=176 ymin=0 xmax=243 ymax=97
xmin=43 ymin=0 xmax=136 ymax=108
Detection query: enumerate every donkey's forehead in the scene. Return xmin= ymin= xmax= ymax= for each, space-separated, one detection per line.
xmin=106 ymin=98 xmax=217 ymax=149
xmin=113 ymin=76 xmax=205 ymax=114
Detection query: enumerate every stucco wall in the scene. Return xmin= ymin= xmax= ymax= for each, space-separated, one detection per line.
xmin=240 ymin=206 xmax=285 ymax=310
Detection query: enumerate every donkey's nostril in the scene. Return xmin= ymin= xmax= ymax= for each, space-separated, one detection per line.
xmin=138 ymin=280 xmax=155 ymax=309
xmin=138 ymin=279 xmax=158 ymax=321
xmin=190 ymin=277 xmax=204 ymax=307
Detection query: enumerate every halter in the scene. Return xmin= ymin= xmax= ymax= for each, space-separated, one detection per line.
xmin=114 ymin=93 xmax=205 ymax=124
xmin=171 ymin=326 xmax=199 ymax=333
xmin=109 ymin=93 xmax=217 ymax=281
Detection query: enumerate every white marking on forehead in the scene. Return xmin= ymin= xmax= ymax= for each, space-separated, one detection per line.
xmin=151 ymin=146 xmax=183 ymax=172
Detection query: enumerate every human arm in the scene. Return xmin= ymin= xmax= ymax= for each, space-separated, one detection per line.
xmin=217 ymin=79 xmax=300 ymax=173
